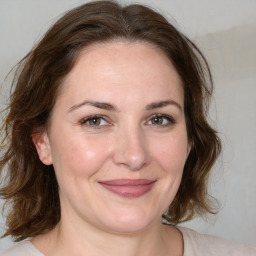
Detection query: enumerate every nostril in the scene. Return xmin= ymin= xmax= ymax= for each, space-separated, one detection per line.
xmin=112 ymin=137 xmax=151 ymax=171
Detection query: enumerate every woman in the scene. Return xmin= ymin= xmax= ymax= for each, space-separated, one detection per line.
xmin=0 ymin=1 xmax=255 ymax=255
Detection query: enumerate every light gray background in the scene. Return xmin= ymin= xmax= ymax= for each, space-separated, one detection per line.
xmin=0 ymin=0 xmax=255 ymax=250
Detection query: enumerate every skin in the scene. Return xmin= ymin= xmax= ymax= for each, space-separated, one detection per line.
xmin=32 ymin=40 xmax=190 ymax=256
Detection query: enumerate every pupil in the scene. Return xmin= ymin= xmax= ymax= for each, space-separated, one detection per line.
xmin=90 ymin=118 xmax=100 ymax=125
xmin=153 ymin=117 xmax=162 ymax=124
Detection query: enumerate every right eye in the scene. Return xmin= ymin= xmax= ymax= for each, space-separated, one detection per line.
xmin=80 ymin=115 xmax=109 ymax=128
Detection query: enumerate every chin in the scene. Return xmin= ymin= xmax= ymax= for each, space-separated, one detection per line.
xmin=98 ymin=209 xmax=159 ymax=234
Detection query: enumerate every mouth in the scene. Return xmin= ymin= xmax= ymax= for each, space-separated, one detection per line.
xmin=98 ymin=179 xmax=156 ymax=198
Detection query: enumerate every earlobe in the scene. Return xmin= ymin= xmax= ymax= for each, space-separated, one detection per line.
xmin=31 ymin=131 xmax=52 ymax=165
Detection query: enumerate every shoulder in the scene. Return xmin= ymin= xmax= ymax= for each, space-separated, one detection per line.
xmin=177 ymin=226 xmax=256 ymax=256
xmin=0 ymin=241 xmax=44 ymax=256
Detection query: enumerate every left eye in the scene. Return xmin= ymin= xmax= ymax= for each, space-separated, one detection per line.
xmin=147 ymin=115 xmax=175 ymax=126
xmin=80 ymin=116 xmax=108 ymax=127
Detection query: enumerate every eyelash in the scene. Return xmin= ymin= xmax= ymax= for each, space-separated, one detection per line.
xmin=146 ymin=114 xmax=176 ymax=127
xmin=79 ymin=114 xmax=176 ymax=129
xmin=79 ymin=115 xmax=109 ymax=129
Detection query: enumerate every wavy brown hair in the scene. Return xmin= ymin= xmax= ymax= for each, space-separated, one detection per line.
xmin=0 ymin=0 xmax=221 ymax=241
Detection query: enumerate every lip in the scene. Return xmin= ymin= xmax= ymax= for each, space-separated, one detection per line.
xmin=98 ymin=179 xmax=156 ymax=198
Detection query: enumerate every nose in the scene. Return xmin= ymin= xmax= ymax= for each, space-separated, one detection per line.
xmin=112 ymin=127 xmax=151 ymax=171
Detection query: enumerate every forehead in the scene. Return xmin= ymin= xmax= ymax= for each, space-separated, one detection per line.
xmin=57 ymin=40 xmax=184 ymax=109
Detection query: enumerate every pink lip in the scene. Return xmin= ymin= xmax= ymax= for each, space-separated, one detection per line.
xmin=98 ymin=179 xmax=156 ymax=198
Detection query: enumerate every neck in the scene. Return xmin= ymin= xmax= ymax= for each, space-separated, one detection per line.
xmin=32 ymin=215 xmax=183 ymax=256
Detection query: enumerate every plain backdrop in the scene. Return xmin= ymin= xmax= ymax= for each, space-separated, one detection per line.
xmin=0 ymin=0 xmax=255 ymax=250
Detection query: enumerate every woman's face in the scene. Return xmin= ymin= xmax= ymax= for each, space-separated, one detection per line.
xmin=35 ymin=41 xmax=190 ymax=234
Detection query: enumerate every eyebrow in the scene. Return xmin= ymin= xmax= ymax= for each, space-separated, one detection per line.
xmin=68 ymin=99 xmax=182 ymax=113
xmin=145 ymin=100 xmax=182 ymax=111
xmin=68 ymin=100 xmax=119 ymax=112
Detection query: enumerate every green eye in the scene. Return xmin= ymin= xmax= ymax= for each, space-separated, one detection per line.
xmin=151 ymin=116 xmax=164 ymax=125
xmin=147 ymin=114 xmax=175 ymax=126
xmin=88 ymin=117 xmax=102 ymax=126
xmin=80 ymin=115 xmax=108 ymax=127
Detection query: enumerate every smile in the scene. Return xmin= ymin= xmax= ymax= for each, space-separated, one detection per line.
xmin=98 ymin=179 xmax=156 ymax=198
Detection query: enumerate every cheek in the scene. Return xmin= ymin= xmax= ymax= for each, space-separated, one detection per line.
xmin=151 ymin=131 xmax=189 ymax=173
xmin=50 ymin=133 xmax=112 ymax=177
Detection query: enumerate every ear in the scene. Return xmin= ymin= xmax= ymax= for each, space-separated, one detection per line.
xmin=32 ymin=131 xmax=52 ymax=165
xmin=187 ymin=141 xmax=192 ymax=158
